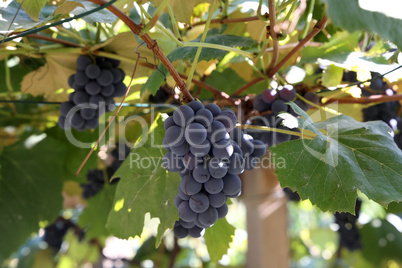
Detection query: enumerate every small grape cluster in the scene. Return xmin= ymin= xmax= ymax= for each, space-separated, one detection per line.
xmin=43 ymin=217 xmax=78 ymax=250
xmin=81 ymin=145 xmax=130 ymax=199
xmin=250 ymin=86 xmax=318 ymax=147
xmin=58 ymin=55 xmax=127 ymax=131
xmin=162 ymin=101 xmax=266 ymax=238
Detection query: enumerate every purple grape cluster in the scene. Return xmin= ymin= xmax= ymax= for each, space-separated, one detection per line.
xmin=162 ymin=101 xmax=266 ymax=238
xmin=58 ymin=55 xmax=127 ymax=131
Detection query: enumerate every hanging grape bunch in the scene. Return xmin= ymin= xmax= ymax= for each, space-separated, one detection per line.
xmin=162 ymin=101 xmax=267 ymax=238
xmin=58 ymin=55 xmax=127 ymax=131
xmin=251 ymin=86 xmax=319 ymax=147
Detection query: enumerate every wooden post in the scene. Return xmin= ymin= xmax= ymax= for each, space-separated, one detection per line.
xmin=241 ymin=163 xmax=289 ymax=268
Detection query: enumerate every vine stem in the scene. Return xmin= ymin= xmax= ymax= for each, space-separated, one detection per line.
xmin=267 ymin=0 xmax=279 ymax=69
xmin=186 ymin=0 xmax=217 ymax=87
xmin=237 ymin=124 xmax=316 ymax=139
xmin=266 ymin=16 xmax=328 ymax=77
xmin=167 ymin=3 xmax=181 ymax=40
xmin=25 ymin=34 xmax=83 ymax=47
xmin=87 ymin=0 xmax=195 ymax=102
xmin=300 ymin=0 xmax=315 ymax=39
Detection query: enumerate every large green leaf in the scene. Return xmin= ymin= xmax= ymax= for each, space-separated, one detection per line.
xmin=78 ymin=184 xmax=116 ymax=239
xmin=17 ymin=0 xmax=48 ymax=21
xmin=270 ymin=102 xmax=402 ymax=213
xmin=142 ymin=34 xmax=256 ymax=95
xmin=204 ymin=218 xmax=235 ymax=263
xmin=0 ymin=134 xmax=65 ymax=261
xmin=323 ymin=0 xmax=402 ymax=50
xmin=106 ymin=114 xmax=181 ymax=246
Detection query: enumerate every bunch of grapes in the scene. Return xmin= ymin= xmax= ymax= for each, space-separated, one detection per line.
xmin=162 ymin=101 xmax=266 ymax=238
xmin=81 ymin=145 xmax=130 ymax=199
xmin=148 ymin=85 xmax=173 ymax=104
xmin=58 ymin=55 xmax=127 ymax=131
xmin=334 ymin=198 xmax=362 ymax=251
xmin=43 ymin=217 xmax=77 ymax=250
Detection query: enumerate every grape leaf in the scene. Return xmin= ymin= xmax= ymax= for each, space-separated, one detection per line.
xmin=322 ymin=64 xmax=343 ymax=87
xmin=69 ymin=1 xmax=117 ymax=23
xmin=204 ymin=218 xmax=235 ymax=263
xmin=0 ymin=134 xmax=65 ymax=261
xmin=149 ymin=0 xmax=212 ymax=24
xmin=20 ymin=54 xmax=76 ymax=101
xmin=17 ymin=0 xmax=48 ymax=21
xmin=142 ymin=34 xmax=256 ymax=95
xmin=270 ymin=102 xmax=402 ymax=213
xmin=55 ymin=1 xmax=85 ymax=15
xmin=106 ymin=113 xmax=181 ymax=246
xmin=79 ymin=184 xmax=116 ymax=239
xmin=323 ymin=0 xmax=402 ymax=50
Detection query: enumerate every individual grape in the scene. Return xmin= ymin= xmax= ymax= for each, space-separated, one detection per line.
xmin=85 ymin=64 xmax=101 ymax=79
xmin=164 ymin=125 xmax=185 ymax=147
xmin=185 ymin=123 xmax=207 ymax=145
xmin=239 ymin=135 xmax=254 ymax=156
xmin=173 ymin=106 xmax=194 ymax=127
xmin=222 ymin=173 xmax=241 ymax=196
xmin=76 ymin=55 xmax=92 ymax=71
xmin=111 ymin=68 xmax=124 ymax=84
xmin=208 ymin=158 xmax=228 ymax=179
xmin=85 ymin=80 xmax=101 ymax=95
xmin=188 ymin=101 xmax=204 ymax=113
xmin=182 ymin=152 xmax=199 ymax=170
xmin=85 ymin=117 xmax=99 ymax=129
xmin=207 ymin=121 xmax=228 ymax=143
xmin=97 ymin=69 xmax=114 ymax=86
xmin=251 ymin=140 xmax=266 ymax=157
xmin=232 ymin=142 xmax=242 ymax=155
xmin=195 ymin=108 xmax=213 ymax=127
xmin=279 ymin=85 xmax=296 ymax=101
xmin=75 ymin=71 xmax=89 ymax=86
xmin=189 ymin=193 xmax=209 ymax=213
xmin=216 ymin=111 xmax=237 ymax=132
xmin=192 ymin=164 xmax=210 ymax=183
xmin=261 ymin=89 xmax=277 ymax=103
xmin=212 ymin=139 xmax=233 ymax=159
xmin=222 ymin=108 xmax=235 ymax=115
xmin=194 ymin=217 xmax=210 ymax=229
xmin=179 ymin=219 xmax=195 ymax=229
xmin=163 ymin=152 xmax=183 ymax=172
xmin=173 ymin=224 xmax=189 ymax=239
xmin=253 ymin=94 xmax=271 ymax=113
xmin=227 ymin=190 xmax=241 ymax=198
xmin=227 ymin=153 xmax=245 ymax=175
xmin=178 ymin=201 xmax=197 ymax=222
xmin=101 ymin=84 xmax=115 ymax=97
xmin=80 ymin=108 xmax=96 ymax=120
xmin=204 ymin=103 xmax=221 ymax=117
xmin=190 ymin=139 xmax=210 ymax=157
xmin=198 ymin=207 xmax=218 ymax=226
xmin=175 ymin=195 xmax=184 ymax=208
xmin=178 ymin=187 xmax=190 ymax=200
xmin=164 ymin=116 xmax=176 ymax=130
xmin=68 ymin=74 xmax=75 ymax=88
xmin=230 ymin=128 xmax=243 ymax=143
xmin=105 ymin=98 xmax=116 ymax=113
xmin=216 ymin=203 xmax=228 ymax=219
xmin=89 ymin=95 xmax=105 ymax=105
xmin=59 ymin=101 xmax=74 ymax=116
xmin=170 ymin=142 xmax=189 ymax=156
xmin=70 ymin=113 xmax=85 ymax=129
xmin=204 ymin=178 xmax=224 ymax=194
xmin=271 ymin=99 xmax=288 ymax=115
xmin=114 ymin=82 xmax=127 ymax=97
xmin=209 ymin=192 xmax=226 ymax=208
xmin=180 ymin=175 xmax=202 ymax=195
xmin=188 ymin=226 xmax=204 ymax=238
xmin=73 ymin=91 xmax=90 ymax=105
xmin=73 ymin=82 xmax=85 ymax=91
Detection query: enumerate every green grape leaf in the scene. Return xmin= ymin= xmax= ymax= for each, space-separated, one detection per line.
xmin=204 ymin=218 xmax=235 ymax=263
xmin=55 ymin=1 xmax=85 ymax=15
xmin=360 ymin=220 xmax=402 ymax=265
xmin=0 ymin=134 xmax=65 ymax=261
xmin=321 ymin=64 xmax=343 ymax=87
xmin=149 ymin=0 xmax=211 ymax=24
xmin=323 ymin=0 xmax=402 ymax=50
xmin=142 ymin=34 xmax=256 ymax=95
xmin=17 ymin=0 xmax=48 ymax=21
xmin=270 ymin=102 xmax=402 ymax=213
xmin=78 ymin=184 xmax=116 ymax=239
xmin=106 ymin=113 xmax=181 ymax=246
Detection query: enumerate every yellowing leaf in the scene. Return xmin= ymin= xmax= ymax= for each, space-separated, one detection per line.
xmin=55 ymin=1 xmax=85 ymax=15
xmin=20 ymin=54 xmax=76 ymax=101
xmin=17 ymin=0 xmax=48 ymax=21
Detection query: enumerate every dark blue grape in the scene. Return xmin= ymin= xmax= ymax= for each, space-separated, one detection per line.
xmin=204 ymin=178 xmax=224 ymax=194
xmin=192 ymin=164 xmax=210 ymax=183
xmin=271 ymin=99 xmax=288 ymax=115
xmin=76 ymin=55 xmax=92 ymax=71
xmin=114 ymin=82 xmax=127 ymax=97
xmin=195 ymin=108 xmax=213 ymax=127
xmin=73 ymin=91 xmax=90 ymax=105
xmin=173 ymin=224 xmax=188 ymax=238
xmin=85 ymin=80 xmax=101 ymax=95
xmin=85 ymin=64 xmax=101 ymax=79
xmin=209 ymin=192 xmax=226 ymax=208
xmin=189 ymin=193 xmax=209 ymax=213
xmin=208 ymin=158 xmax=228 ymax=179
xmin=204 ymin=103 xmax=221 ymax=117
xmin=75 ymin=71 xmax=89 ymax=86
xmin=216 ymin=203 xmax=228 ymax=219
xmin=185 ymin=123 xmax=207 ymax=145
xmin=253 ymin=94 xmax=271 ymax=113
xmin=97 ymin=70 xmax=114 ymax=86
xmin=173 ymin=106 xmax=194 ymax=127
xmin=222 ymin=173 xmax=241 ymax=196
xmin=198 ymin=207 xmax=218 ymax=226
xmin=68 ymin=74 xmax=75 ymax=88
xmin=261 ymin=89 xmax=277 ymax=103
xmin=111 ymin=68 xmax=124 ymax=84
xmin=188 ymin=101 xmax=204 ymax=112
xmin=101 ymin=84 xmax=115 ymax=97
xmin=279 ymin=85 xmax=296 ymax=101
